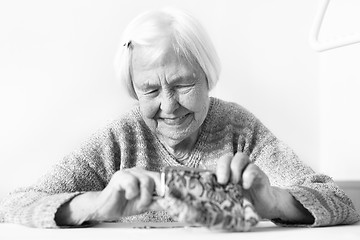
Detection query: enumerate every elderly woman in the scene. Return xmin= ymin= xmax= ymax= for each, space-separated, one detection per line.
xmin=0 ymin=8 xmax=359 ymax=228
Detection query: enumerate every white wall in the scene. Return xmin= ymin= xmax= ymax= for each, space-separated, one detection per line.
xmin=316 ymin=0 xmax=360 ymax=180
xmin=318 ymin=46 xmax=360 ymax=180
xmin=0 ymin=0 xmax=322 ymax=198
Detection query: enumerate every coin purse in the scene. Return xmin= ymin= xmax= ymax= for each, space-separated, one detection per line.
xmin=156 ymin=166 xmax=259 ymax=231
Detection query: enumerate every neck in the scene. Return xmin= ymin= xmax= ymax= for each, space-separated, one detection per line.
xmin=159 ymin=129 xmax=200 ymax=160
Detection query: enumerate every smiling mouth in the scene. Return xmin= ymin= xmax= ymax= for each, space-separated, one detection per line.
xmin=160 ymin=114 xmax=190 ymax=125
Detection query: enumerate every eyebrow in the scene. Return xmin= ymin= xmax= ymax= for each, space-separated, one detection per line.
xmin=138 ymin=81 xmax=159 ymax=91
xmin=167 ymin=73 xmax=197 ymax=85
xmin=137 ymin=71 xmax=198 ymax=91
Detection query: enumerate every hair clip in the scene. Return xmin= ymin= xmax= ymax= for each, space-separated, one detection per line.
xmin=123 ymin=40 xmax=132 ymax=48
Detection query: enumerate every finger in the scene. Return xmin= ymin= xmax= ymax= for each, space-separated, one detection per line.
xmin=241 ymin=163 xmax=260 ymax=189
xmin=130 ymin=167 xmax=162 ymax=196
xmin=134 ymin=174 xmax=155 ymax=209
xmin=128 ymin=168 xmax=161 ymax=207
xmin=113 ymin=171 xmax=140 ymax=200
xmin=141 ymin=170 xmax=162 ymax=196
xmin=230 ymin=152 xmax=250 ymax=184
xmin=216 ymin=154 xmax=232 ymax=184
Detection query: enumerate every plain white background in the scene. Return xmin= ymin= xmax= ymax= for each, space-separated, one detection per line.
xmin=0 ymin=0 xmax=359 ymax=198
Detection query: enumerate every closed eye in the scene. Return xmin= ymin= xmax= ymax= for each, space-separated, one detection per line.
xmin=145 ymin=89 xmax=159 ymax=96
xmin=176 ymin=84 xmax=195 ymax=92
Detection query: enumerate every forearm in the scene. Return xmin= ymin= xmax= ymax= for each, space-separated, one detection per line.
xmin=270 ymin=186 xmax=314 ymax=224
xmin=0 ymin=190 xmax=83 ymax=228
xmin=55 ymin=192 xmax=100 ymax=226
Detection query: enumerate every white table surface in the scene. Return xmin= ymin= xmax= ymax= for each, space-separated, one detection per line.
xmin=1 ymin=220 xmax=359 ymax=240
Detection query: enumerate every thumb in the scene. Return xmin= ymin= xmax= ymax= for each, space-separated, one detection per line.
xmin=143 ymin=170 xmax=163 ymax=197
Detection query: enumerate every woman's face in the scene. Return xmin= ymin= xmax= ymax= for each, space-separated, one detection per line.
xmin=131 ymin=46 xmax=210 ymax=149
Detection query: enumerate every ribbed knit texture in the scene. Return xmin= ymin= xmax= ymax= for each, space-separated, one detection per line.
xmin=0 ymin=97 xmax=359 ymax=228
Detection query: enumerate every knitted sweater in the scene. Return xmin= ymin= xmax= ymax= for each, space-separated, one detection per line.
xmin=0 ymin=97 xmax=359 ymax=228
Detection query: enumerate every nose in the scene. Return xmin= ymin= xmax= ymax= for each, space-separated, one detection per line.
xmin=159 ymin=91 xmax=179 ymax=114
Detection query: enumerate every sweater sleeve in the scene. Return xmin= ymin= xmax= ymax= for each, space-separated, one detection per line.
xmin=0 ymin=127 xmax=120 ymax=228
xmin=241 ymin=115 xmax=360 ymax=227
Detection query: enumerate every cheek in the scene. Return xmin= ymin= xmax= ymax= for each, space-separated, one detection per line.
xmin=181 ymin=87 xmax=209 ymax=114
xmin=139 ymin=99 xmax=159 ymax=120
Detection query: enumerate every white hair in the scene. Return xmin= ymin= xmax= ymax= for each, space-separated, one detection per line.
xmin=114 ymin=7 xmax=221 ymax=99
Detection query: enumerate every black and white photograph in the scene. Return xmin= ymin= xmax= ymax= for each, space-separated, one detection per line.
xmin=1 ymin=0 xmax=359 ymax=239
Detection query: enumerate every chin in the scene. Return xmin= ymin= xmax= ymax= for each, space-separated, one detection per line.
xmin=158 ymin=130 xmax=195 ymax=147
xmin=160 ymin=135 xmax=185 ymax=148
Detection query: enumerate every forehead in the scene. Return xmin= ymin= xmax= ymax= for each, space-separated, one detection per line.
xmin=131 ymin=46 xmax=201 ymax=80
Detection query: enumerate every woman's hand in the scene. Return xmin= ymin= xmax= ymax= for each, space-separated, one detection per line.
xmin=55 ymin=167 xmax=162 ymax=226
xmin=91 ymin=167 xmax=162 ymax=221
xmin=216 ymin=152 xmax=314 ymax=223
xmin=216 ymin=152 xmax=277 ymax=219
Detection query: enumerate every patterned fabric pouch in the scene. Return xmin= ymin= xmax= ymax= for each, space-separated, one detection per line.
xmin=155 ymin=166 xmax=259 ymax=231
